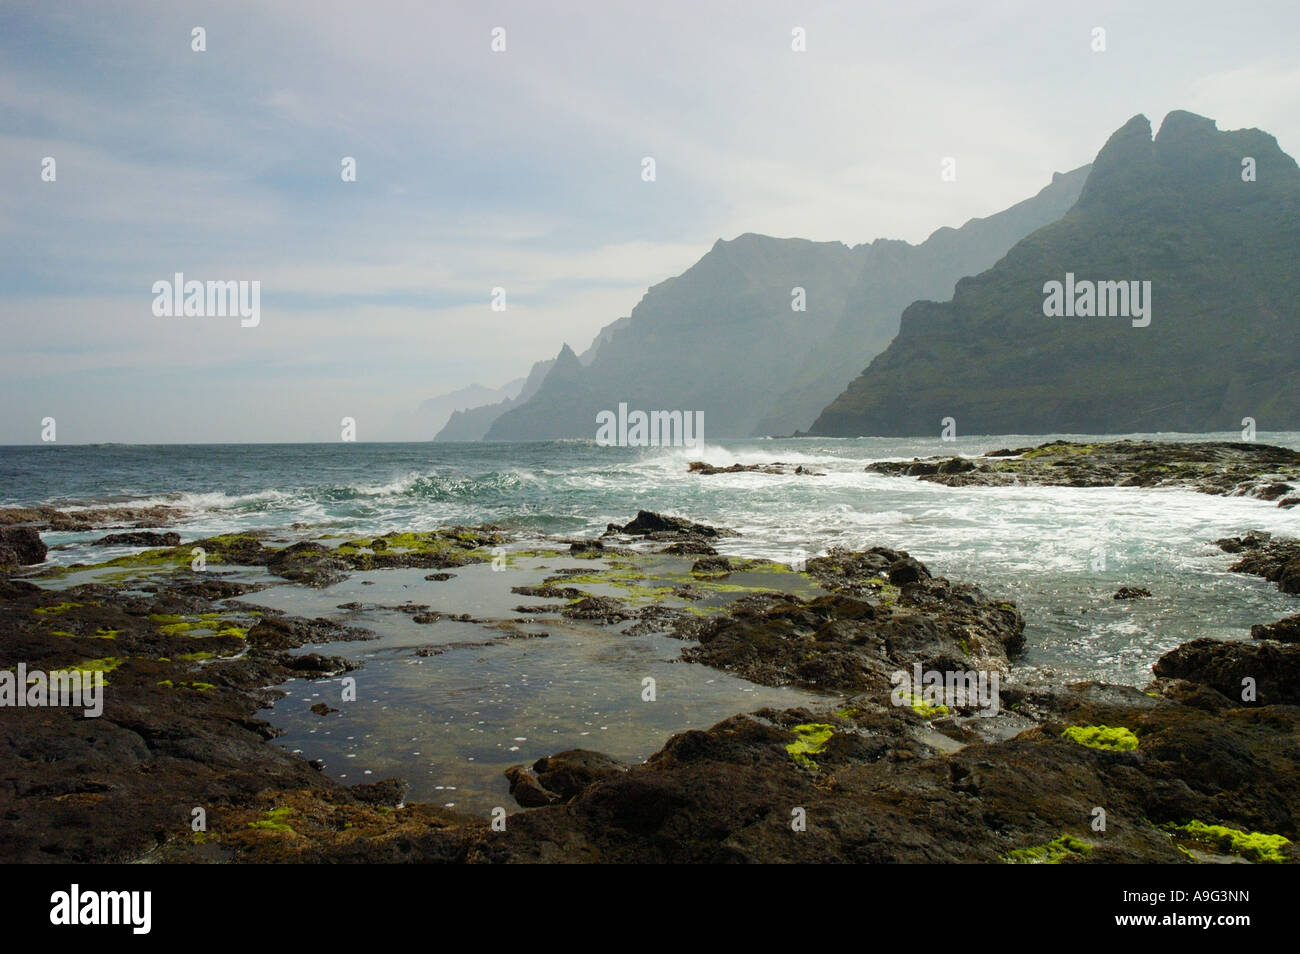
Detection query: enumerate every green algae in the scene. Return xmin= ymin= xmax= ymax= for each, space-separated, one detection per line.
xmin=1165 ymin=820 xmax=1292 ymax=863
xmin=1003 ymin=833 xmax=1093 ymax=864
xmin=55 ymin=656 xmax=123 ymax=685
xmin=151 ymin=612 xmax=249 ymax=639
xmin=903 ymin=691 xmax=948 ymax=719
xmin=248 ymin=806 xmax=295 ymax=833
xmin=158 ymin=678 xmax=215 ymax=691
xmin=34 ymin=602 xmax=80 ymax=615
xmin=1062 ymin=725 xmax=1139 ymax=751
xmin=786 ymin=723 xmax=835 ymax=769
xmin=865 ymin=577 xmax=901 ymax=604
xmin=335 ymin=531 xmax=491 ymax=560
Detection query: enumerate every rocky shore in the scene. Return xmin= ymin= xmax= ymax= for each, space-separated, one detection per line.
xmin=865 ymin=439 xmax=1300 ymax=506
xmin=1 ymin=505 xmax=1296 ymax=864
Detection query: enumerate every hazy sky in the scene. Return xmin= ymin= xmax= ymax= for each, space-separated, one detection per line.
xmin=2 ymin=0 xmax=1298 ymax=442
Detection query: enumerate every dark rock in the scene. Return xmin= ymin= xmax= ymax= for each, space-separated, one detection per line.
xmin=530 ymin=749 xmax=627 ymax=800
xmin=1250 ymin=615 xmax=1300 ymax=643
xmin=888 ymin=557 xmax=931 ymax=585
xmin=310 ymin=702 xmax=338 ymax=716
xmin=1153 ymin=637 xmax=1300 ymax=706
xmin=691 ymin=556 xmax=732 ymax=575
xmin=1218 ymin=534 xmax=1300 ymax=594
xmin=562 ymin=596 xmax=633 ymax=622
xmin=350 ymin=778 xmax=408 ymax=807
xmin=424 ymin=572 xmax=455 ymax=581
xmin=92 ymin=531 xmax=181 ymax=547
xmin=1114 ymin=586 xmax=1152 ymax=600
xmin=267 ymin=542 xmax=350 ymax=587
xmin=609 ymin=510 xmax=736 ymax=539
xmin=0 ymin=527 xmax=47 ymax=568
xmin=659 ymin=540 xmax=718 ymax=556
xmin=1258 ymin=482 xmax=1294 ymax=501
xmin=282 ymin=653 xmax=355 ymax=676
xmin=868 ymin=441 xmax=1300 ymax=501
xmin=505 ymin=766 xmax=561 ymax=807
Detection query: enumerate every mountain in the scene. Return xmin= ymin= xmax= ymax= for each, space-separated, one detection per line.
xmin=808 ymin=111 xmax=1300 ymax=436
xmin=393 ymin=380 xmax=524 ymax=440
xmin=433 ymin=356 xmax=555 ymax=441
xmin=754 ymin=166 xmax=1090 ymax=436
xmin=481 ymin=168 xmax=1089 ymax=442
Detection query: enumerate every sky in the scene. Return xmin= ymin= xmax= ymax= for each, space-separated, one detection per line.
xmin=2 ymin=0 xmax=1298 ymax=443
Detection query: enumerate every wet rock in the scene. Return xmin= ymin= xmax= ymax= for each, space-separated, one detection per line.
xmin=512 ymin=584 xmax=582 ymax=600
xmin=246 ymin=615 xmax=371 ymax=650
xmin=92 ymin=531 xmax=181 ymax=547
xmin=1251 ymin=615 xmax=1300 ymax=643
xmin=505 ymin=766 xmax=562 ymax=807
xmin=683 ymin=550 xmax=1024 ymax=695
xmin=888 ymin=557 xmax=930 ymax=585
xmin=267 ymin=542 xmax=350 ymax=587
xmin=688 ymin=461 xmax=822 ymax=476
xmin=424 ymin=572 xmax=455 ymax=581
xmin=569 ymin=540 xmax=604 ymax=554
xmin=607 ymin=510 xmax=737 ymax=539
xmin=1153 ymin=638 xmax=1300 ymax=706
xmin=395 ymin=603 xmax=432 ymax=615
xmin=659 ymin=540 xmax=718 ymax=556
xmin=868 ymin=440 xmax=1300 ymax=500
xmin=0 ymin=504 xmax=183 ymax=531
xmin=1114 ymin=586 xmax=1152 ymax=600
xmin=562 ymin=596 xmax=633 ymax=622
xmin=1214 ymin=530 xmax=1271 ymax=554
xmin=531 ymin=750 xmax=627 ymax=800
xmin=351 ymin=778 xmax=408 ymax=807
xmin=0 ymin=527 xmax=47 ymax=568
xmin=310 ymin=702 xmax=338 ymax=716
xmin=691 ymin=556 xmax=732 ymax=575
xmin=282 ymin=653 xmax=355 ymax=677
xmin=1217 ymin=533 xmax=1300 ymax=595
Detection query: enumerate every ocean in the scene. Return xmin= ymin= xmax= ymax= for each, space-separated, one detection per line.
xmin=6 ymin=433 xmax=1299 ymax=812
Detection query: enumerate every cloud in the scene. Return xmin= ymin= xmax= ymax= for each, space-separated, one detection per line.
xmin=2 ymin=0 xmax=1299 ymax=442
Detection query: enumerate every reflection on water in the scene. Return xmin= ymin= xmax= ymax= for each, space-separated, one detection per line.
xmin=246 ymin=554 xmax=825 ymax=817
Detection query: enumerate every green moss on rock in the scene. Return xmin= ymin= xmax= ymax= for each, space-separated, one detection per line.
xmin=1004 ymin=833 xmax=1093 ymax=864
xmin=1062 ymin=724 xmax=1138 ymax=751
xmin=786 ymin=723 xmax=835 ymax=769
xmin=1166 ymin=820 xmax=1292 ymax=863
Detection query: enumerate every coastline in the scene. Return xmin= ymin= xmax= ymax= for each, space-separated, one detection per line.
xmin=1 ymin=439 xmax=1298 ymax=863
